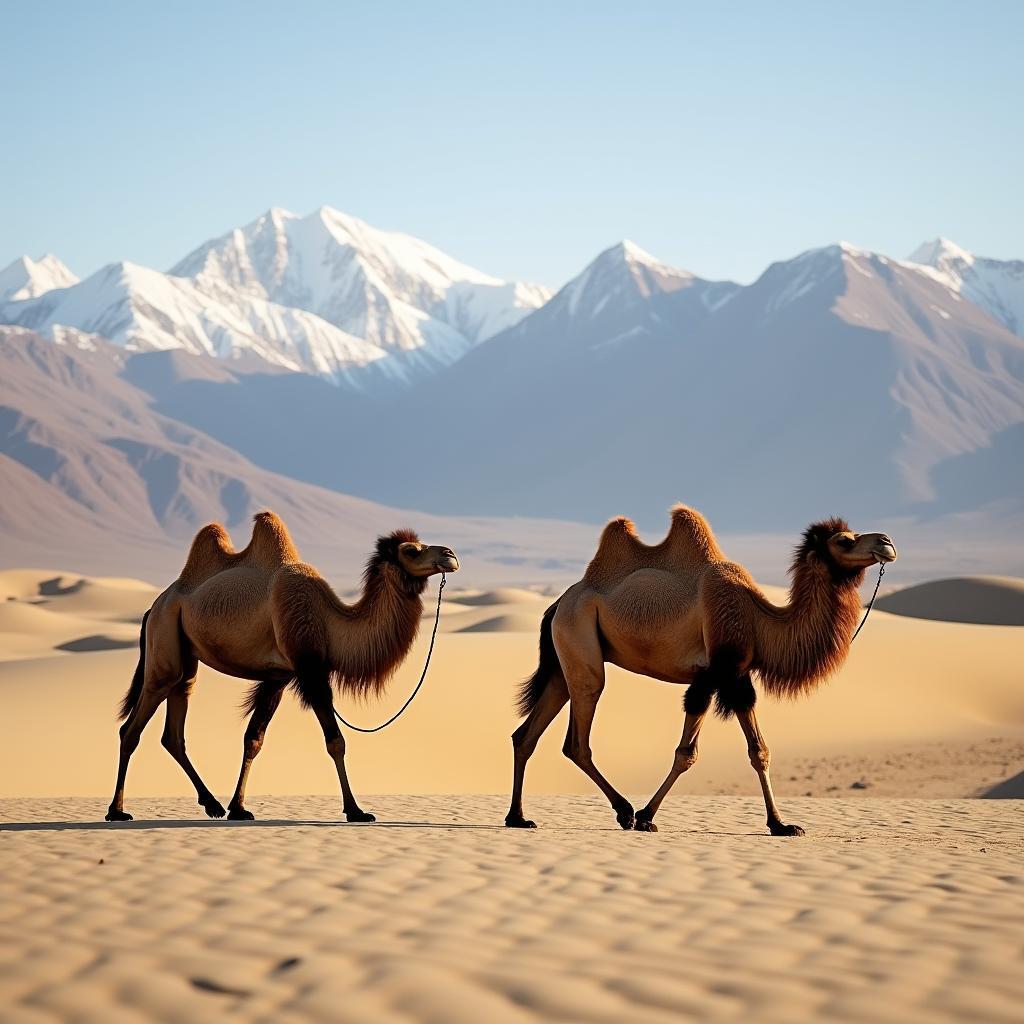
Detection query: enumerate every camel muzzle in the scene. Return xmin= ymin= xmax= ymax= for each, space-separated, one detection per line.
xmin=875 ymin=541 xmax=897 ymax=564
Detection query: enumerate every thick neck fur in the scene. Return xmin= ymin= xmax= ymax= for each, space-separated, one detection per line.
xmin=326 ymin=533 xmax=426 ymax=697
xmin=752 ymin=522 xmax=865 ymax=698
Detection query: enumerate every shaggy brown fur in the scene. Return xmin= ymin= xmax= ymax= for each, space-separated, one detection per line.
xmin=505 ymin=504 xmax=895 ymax=837
xmin=105 ymin=511 xmax=458 ymax=824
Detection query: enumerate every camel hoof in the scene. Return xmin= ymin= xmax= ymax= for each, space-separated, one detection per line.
xmin=105 ymin=809 xmax=133 ymax=822
xmin=635 ymin=816 xmax=658 ymax=832
xmin=769 ymin=822 xmax=805 ymax=837
xmin=616 ymin=806 xmax=635 ymax=831
xmin=505 ymin=816 xmax=537 ymax=829
xmin=346 ymin=810 xmax=376 ymax=823
xmin=227 ymin=806 xmax=255 ymax=821
xmin=202 ymin=798 xmax=227 ymax=819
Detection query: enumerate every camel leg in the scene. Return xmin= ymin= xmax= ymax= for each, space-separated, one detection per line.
xmin=635 ymin=709 xmax=708 ymax=832
xmin=505 ymin=671 xmax=569 ymax=828
xmin=160 ymin=678 xmax=225 ymax=818
xmin=563 ymin=685 xmax=634 ymax=829
xmin=555 ymin=621 xmax=634 ymax=829
xmin=105 ymin=685 xmax=169 ymax=822
xmin=736 ymin=705 xmax=804 ymax=837
xmin=301 ymin=672 xmax=375 ymax=823
xmin=227 ymin=682 xmax=286 ymax=821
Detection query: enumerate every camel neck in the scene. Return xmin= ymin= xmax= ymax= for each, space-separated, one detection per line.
xmin=753 ymin=557 xmax=863 ymax=698
xmin=328 ymin=565 xmax=424 ymax=697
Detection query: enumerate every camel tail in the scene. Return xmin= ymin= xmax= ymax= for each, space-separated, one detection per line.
xmin=118 ymin=610 xmax=150 ymax=721
xmin=516 ymin=598 xmax=561 ymax=718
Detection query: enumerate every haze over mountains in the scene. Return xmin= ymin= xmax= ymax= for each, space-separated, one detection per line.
xmin=0 ymin=327 xmax=594 ymax=583
xmin=1 ymin=209 xmax=1022 ymax=579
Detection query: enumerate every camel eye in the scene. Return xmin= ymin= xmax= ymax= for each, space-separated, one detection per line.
xmin=837 ymin=537 xmax=855 ymax=549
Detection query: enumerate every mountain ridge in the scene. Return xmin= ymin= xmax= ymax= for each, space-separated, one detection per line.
xmin=1 ymin=221 xmax=1021 ymax=543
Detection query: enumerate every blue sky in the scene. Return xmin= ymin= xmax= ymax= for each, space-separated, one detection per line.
xmin=3 ymin=1 xmax=1021 ymax=288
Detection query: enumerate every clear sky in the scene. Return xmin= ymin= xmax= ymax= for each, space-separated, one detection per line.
xmin=3 ymin=1 xmax=1021 ymax=289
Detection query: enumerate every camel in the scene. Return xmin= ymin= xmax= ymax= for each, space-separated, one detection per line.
xmin=505 ymin=505 xmax=896 ymax=836
xmin=106 ymin=511 xmax=459 ymax=823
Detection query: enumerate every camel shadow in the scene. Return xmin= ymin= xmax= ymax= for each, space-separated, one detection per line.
xmin=0 ymin=818 xmax=773 ymax=836
xmin=0 ymin=818 xmax=509 ymax=833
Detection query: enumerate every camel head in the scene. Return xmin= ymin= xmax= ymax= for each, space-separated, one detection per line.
xmin=797 ymin=518 xmax=897 ymax=579
xmin=375 ymin=529 xmax=460 ymax=582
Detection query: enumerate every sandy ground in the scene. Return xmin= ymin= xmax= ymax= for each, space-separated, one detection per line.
xmin=1 ymin=795 xmax=1021 ymax=1024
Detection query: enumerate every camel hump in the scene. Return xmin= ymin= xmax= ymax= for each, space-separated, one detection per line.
xmin=245 ymin=511 xmax=301 ymax=567
xmin=583 ymin=505 xmax=723 ymax=587
xmin=176 ymin=512 xmax=299 ymax=586
xmin=179 ymin=523 xmax=236 ymax=586
xmin=667 ymin=504 xmax=723 ymax=561
xmin=582 ymin=516 xmax=649 ymax=586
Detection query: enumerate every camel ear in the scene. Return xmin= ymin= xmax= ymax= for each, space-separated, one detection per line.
xmin=375 ymin=534 xmax=401 ymax=564
xmin=796 ymin=522 xmax=835 ymax=563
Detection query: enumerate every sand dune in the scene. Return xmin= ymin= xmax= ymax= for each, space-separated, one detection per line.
xmin=0 ymin=795 xmax=1021 ymax=1024
xmin=0 ymin=569 xmax=150 ymax=662
xmin=876 ymin=575 xmax=1024 ymax=625
xmin=983 ymin=770 xmax=1024 ymax=798
xmin=55 ymin=634 xmax=140 ymax=653
xmin=447 ymin=587 xmax=548 ymax=607
xmin=0 ymin=568 xmax=157 ymax=621
xmin=422 ymin=588 xmax=552 ymax=634
xmin=456 ymin=612 xmax=545 ymax=633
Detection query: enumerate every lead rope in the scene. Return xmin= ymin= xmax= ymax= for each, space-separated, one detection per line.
xmin=850 ymin=563 xmax=885 ymax=643
xmin=332 ymin=572 xmax=447 ymax=733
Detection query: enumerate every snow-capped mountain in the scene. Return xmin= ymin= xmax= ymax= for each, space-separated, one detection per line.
xmin=907 ymin=238 xmax=1024 ymax=337
xmin=0 ymin=261 xmax=394 ymax=384
xmin=449 ymin=240 xmax=739 ymax=366
xmin=171 ymin=206 xmax=551 ymax=363
xmin=0 ymin=254 xmax=78 ymax=302
xmin=0 ymin=208 xmax=550 ymax=386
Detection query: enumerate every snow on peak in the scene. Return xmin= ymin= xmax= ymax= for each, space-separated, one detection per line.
xmin=0 ymin=253 xmax=79 ymax=301
xmin=614 ymin=239 xmax=661 ymax=265
xmin=594 ymin=239 xmax=688 ymax=274
xmin=170 ymin=205 xmax=550 ymax=361
xmin=556 ymin=241 xmax=699 ymax=318
xmin=755 ymin=242 xmax=883 ymax=316
xmin=906 ymin=238 xmax=1024 ymax=336
xmin=0 ymin=257 xmax=393 ymax=384
xmin=907 ymin=237 xmax=975 ymax=269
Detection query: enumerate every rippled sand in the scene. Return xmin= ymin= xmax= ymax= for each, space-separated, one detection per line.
xmin=1 ymin=796 xmax=1021 ymax=1023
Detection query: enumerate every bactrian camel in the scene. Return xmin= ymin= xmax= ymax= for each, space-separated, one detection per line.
xmin=106 ymin=511 xmax=459 ymax=823
xmin=506 ymin=506 xmax=896 ymax=835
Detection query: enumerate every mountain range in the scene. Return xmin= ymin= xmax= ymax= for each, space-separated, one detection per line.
xmin=0 ymin=207 xmax=550 ymax=386
xmin=1 ymin=211 xmax=1022 ymax=577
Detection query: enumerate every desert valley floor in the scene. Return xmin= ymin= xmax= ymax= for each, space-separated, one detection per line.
xmin=0 ymin=568 xmax=1022 ymax=1022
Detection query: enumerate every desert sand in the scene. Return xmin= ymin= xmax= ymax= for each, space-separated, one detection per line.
xmin=1 ymin=795 xmax=1022 ymax=1024
xmin=1 ymin=567 xmax=1022 ymax=1022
